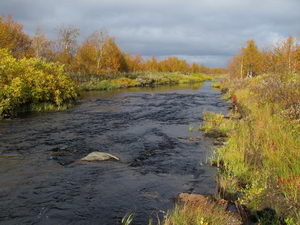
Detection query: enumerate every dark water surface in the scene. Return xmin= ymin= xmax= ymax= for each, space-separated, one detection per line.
xmin=0 ymin=82 xmax=228 ymax=225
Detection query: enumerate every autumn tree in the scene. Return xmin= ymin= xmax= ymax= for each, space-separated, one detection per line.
xmin=74 ymin=37 xmax=97 ymax=75
xmin=125 ymin=53 xmax=144 ymax=72
xmin=295 ymin=44 xmax=300 ymax=74
xmin=90 ymin=29 xmax=108 ymax=74
xmin=144 ymin=56 xmax=159 ymax=71
xmin=228 ymin=36 xmax=300 ymax=78
xmin=228 ymin=55 xmax=244 ymax=79
xmin=240 ymin=40 xmax=262 ymax=77
xmin=32 ymin=28 xmax=55 ymax=61
xmin=191 ymin=63 xmax=201 ymax=73
xmin=100 ymin=37 xmax=127 ymax=73
xmin=271 ymin=36 xmax=298 ymax=74
xmin=55 ymin=25 xmax=80 ymax=70
xmin=74 ymin=29 xmax=108 ymax=75
xmin=283 ymin=36 xmax=297 ymax=74
xmin=0 ymin=15 xmax=34 ymax=58
xmin=158 ymin=57 xmax=190 ymax=72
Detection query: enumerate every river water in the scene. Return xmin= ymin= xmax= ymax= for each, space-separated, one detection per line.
xmin=0 ymin=81 xmax=227 ymax=225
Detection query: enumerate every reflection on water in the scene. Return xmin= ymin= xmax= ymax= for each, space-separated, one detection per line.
xmin=0 ymin=82 xmax=228 ymax=225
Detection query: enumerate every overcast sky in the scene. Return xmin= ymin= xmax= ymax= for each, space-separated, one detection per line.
xmin=1 ymin=0 xmax=299 ymax=67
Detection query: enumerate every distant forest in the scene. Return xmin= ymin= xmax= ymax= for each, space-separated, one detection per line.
xmin=0 ymin=15 xmax=225 ymax=75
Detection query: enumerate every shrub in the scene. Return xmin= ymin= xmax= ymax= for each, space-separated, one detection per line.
xmin=0 ymin=48 xmax=78 ymax=117
xmin=111 ymin=77 xmax=138 ymax=88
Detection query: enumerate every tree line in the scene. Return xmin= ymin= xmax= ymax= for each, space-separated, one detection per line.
xmin=228 ymin=37 xmax=300 ymax=78
xmin=0 ymin=15 xmax=225 ymax=76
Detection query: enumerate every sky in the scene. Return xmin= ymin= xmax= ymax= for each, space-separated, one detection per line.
xmin=0 ymin=0 xmax=299 ymax=67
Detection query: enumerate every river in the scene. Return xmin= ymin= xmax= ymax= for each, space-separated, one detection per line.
xmin=0 ymin=81 xmax=228 ymax=225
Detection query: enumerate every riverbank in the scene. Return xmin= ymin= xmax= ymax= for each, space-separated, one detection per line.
xmin=196 ymin=74 xmax=300 ymax=225
xmin=0 ymin=62 xmax=213 ymax=119
xmin=162 ymin=73 xmax=300 ymax=225
xmin=72 ymin=72 xmax=213 ymax=91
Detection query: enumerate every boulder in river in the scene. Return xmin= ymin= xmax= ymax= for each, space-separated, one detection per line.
xmin=80 ymin=152 xmax=120 ymax=162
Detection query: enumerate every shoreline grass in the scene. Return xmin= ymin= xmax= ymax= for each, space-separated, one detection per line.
xmin=73 ymin=72 xmax=213 ymax=91
xmin=163 ymin=203 xmax=241 ymax=225
xmin=199 ymin=73 xmax=300 ymax=224
xmin=1 ymin=101 xmax=77 ymax=119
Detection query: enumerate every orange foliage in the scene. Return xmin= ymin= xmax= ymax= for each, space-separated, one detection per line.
xmin=125 ymin=53 xmax=144 ymax=72
xmin=32 ymin=28 xmax=55 ymax=61
xmin=74 ymin=33 xmax=101 ymax=75
xmin=100 ymin=37 xmax=128 ymax=73
xmin=228 ymin=37 xmax=300 ymax=78
xmin=0 ymin=14 xmax=227 ymax=76
xmin=0 ymin=15 xmax=34 ymax=58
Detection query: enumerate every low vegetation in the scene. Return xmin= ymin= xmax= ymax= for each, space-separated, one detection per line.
xmin=200 ymin=112 xmax=233 ymax=138
xmin=200 ymin=73 xmax=300 ymax=224
xmin=163 ymin=203 xmax=240 ymax=225
xmin=75 ymin=72 xmax=212 ymax=91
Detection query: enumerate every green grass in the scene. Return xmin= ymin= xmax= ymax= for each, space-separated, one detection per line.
xmin=200 ymin=112 xmax=234 ymax=138
xmin=9 ymin=101 xmax=76 ymax=117
xmin=29 ymin=102 xmax=75 ymax=112
xmin=121 ymin=213 xmax=134 ymax=225
xmin=75 ymin=72 xmax=212 ymax=91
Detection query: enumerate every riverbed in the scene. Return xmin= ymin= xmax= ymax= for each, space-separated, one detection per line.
xmin=0 ymin=82 xmax=228 ymax=225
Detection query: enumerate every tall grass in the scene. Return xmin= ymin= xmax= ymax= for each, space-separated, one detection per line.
xmin=201 ymin=73 xmax=300 ymax=223
xmin=163 ymin=203 xmax=241 ymax=225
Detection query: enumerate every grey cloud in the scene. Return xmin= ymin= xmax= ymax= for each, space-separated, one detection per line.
xmin=0 ymin=0 xmax=299 ymax=67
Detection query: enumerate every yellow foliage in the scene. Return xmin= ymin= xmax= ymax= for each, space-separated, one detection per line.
xmin=0 ymin=48 xmax=78 ymax=117
xmin=111 ymin=77 xmax=138 ymax=88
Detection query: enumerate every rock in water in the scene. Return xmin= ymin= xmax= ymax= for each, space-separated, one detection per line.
xmin=80 ymin=152 xmax=119 ymax=161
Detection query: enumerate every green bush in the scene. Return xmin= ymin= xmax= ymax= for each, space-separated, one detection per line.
xmin=0 ymin=48 xmax=78 ymax=117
